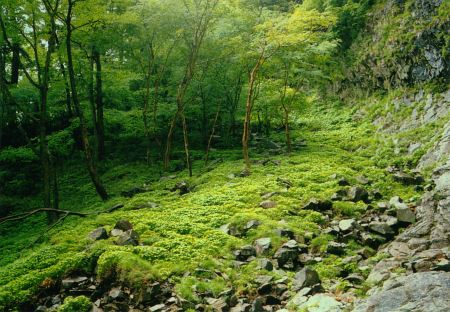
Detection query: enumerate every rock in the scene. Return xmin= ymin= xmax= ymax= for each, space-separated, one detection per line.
xmin=274 ymin=240 xmax=302 ymax=269
xmin=396 ymin=207 xmax=416 ymax=223
xmin=261 ymin=192 xmax=278 ymax=200
xmin=369 ymin=222 xmax=395 ymax=236
xmin=61 ymin=276 xmax=88 ymax=289
xmin=116 ymin=230 xmax=139 ymax=246
xmin=114 ymin=220 xmax=133 ymax=231
xmin=149 ymin=304 xmax=166 ymax=312
xmin=338 ymin=178 xmax=350 ymax=186
xmin=138 ymin=282 xmax=161 ymax=305
xmin=108 ymin=287 xmax=124 ymax=300
xmin=257 ymin=283 xmax=272 ymax=295
xmin=254 ymin=238 xmax=272 ymax=255
xmin=274 ymin=228 xmax=295 ymax=239
xmin=110 ymin=229 xmax=124 ymax=237
xmin=359 ymin=232 xmax=386 ymax=248
xmin=293 ymin=267 xmax=321 ymax=290
xmin=245 ymin=220 xmax=261 ymax=231
xmin=260 ymin=200 xmax=277 ymax=209
xmin=88 ymin=227 xmax=108 ymax=241
xmin=393 ymin=172 xmax=424 ymax=185
xmin=338 ymin=219 xmax=356 ymax=232
xmin=276 ymin=177 xmax=293 ymax=189
xmin=345 ymin=273 xmax=365 ymax=284
xmin=348 ymin=186 xmax=370 ymax=203
xmin=230 ymin=303 xmax=251 ymax=312
xmin=353 ymin=272 xmax=450 ymax=312
xmin=206 ymin=298 xmax=228 ymax=311
xmin=302 ymin=198 xmax=333 ymax=211
xmin=257 ymin=258 xmax=273 ymax=271
xmin=294 ymin=294 xmax=343 ymax=312
xmin=331 ymin=189 xmax=348 ymax=201
xmin=233 ymin=245 xmax=256 ymax=261
xmin=327 ymin=242 xmax=347 ymax=255
xmin=171 ymin=181 xmax=191 ymax=195
xmin=251 ymin=297 xmax=264 ymax=312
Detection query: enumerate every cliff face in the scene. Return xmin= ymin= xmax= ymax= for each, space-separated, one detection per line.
xmin=347 ymin=0 xmax=449 ymax=89
xmin=349 ymin=1 xmax=450 ymax=310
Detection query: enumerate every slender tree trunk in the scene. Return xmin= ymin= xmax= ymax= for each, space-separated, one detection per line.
xmin=94 ymin=49 xmax=105 ymax=160
xmin=10 ymin=43 xmax=20 ymax=84
xmin=242 ymin=51 xmax=265 ymax=172
xmin=284 ymin=109 xmax=291 ymax=154
xmin=88 ymin=51 xmax=98 ymax=159
xmin=205 ymin=103 xmax=220 ymax=165
xmin=0 ymin=47 xmax=6 ymax=149
xmin=59 ymin=58 xmax=73 ymax=117
xmin=66 ymin=0 xmax=108 ymax=201
xmin=181 ymin=112 xmax=192 ymax=177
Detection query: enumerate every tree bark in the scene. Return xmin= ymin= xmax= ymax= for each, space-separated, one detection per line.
xmin=94 ymin=49 xmax=105 ymax=160
xmin=205 ymin=103 xmax=221 ymax=165
xmin=66 ymin=0 xmax=108 ymax=201
xmin=181 ymin=112 xmax=192 ymax=177
xmin=242 ymin=50 xmax=265 ymax=172
xmin=10 ymin=43 xmax=20 ymax=84
xmin=88 ymin=50 xmax=98 ymax=159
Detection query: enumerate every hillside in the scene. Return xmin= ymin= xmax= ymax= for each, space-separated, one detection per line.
xmin=0 ymin=0 xmax=449 ymax=312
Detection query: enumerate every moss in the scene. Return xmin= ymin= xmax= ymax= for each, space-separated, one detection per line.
xmin=58 ymin=296 xmax=91 ymax=312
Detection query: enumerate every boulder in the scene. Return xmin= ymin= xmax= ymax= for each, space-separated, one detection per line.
xmin=397 ymin=207 xmax=416 ymax=223
xmin=393 ymin=172 xmax=424 ymax=185
xmin=116 ymin=230 xmax=139 ymax=246
xmin=302 ymin=198 xmax=333 ymax=211
xmin=61 ymin=276 xmax=88 ymax=289
xmin=114 ymin=220 xmax=133 ymax=231
xmin=88 ymin=227 xmax=108 ymax=241
xmin=171 ymin=181 xmax=191 ymax=195
xmin=338 ymin=178 xmax=350 ymax=186
xmin=254 ymin=238 xmax=272 ymax=255
xmin=233 ymin=245 xmax=256 ymax=261
xmin=257 ymin=258 xmax=273 ymax=271
xmin=338 ymin=219 xmax=356 ymax=232
xmin=353 ymin=272 xmax=450 ymax=312
xmin=327 ymin=242 xmax=347 ymax=255
xmin=369 ymin=222 xmax=395 ymax=236
xmin=274 ymin=228 xmax=295 ymax=239
xmin=274 ymin=240 xmax=302 ymax=269
xmin=293 ymin=267 xmax=321 ymax=290
xmin=348 ymin=186 xmax=370 ymax=203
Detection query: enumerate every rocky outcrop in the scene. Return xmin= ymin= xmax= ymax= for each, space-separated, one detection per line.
xmin=352 ymin=160 xmax=450 ymax=311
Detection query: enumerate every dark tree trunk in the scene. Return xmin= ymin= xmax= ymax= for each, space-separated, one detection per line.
xmin=89 ymin=50 xmax=98 ymax=159
xmin=66 ymin=0 xmax=108 ymax=201
xmin=10 ymin=43 xmax=20 ymax=84
xmin=93 ymin=49 xmax=105 ymax=160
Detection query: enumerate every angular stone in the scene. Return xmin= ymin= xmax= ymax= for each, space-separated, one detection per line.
xmin=254 ymin=238 xmax=272 ymax=255
xmin=339 ymin=219 xmax=356 ymax=232
xmin=88 ymin=227 xmax=108 ymax=241
xmin=274 ymin=228 xmax=295 ymax=239
xmin=110 ymin=228 xmax=124 ymax=237
xmin=302 ymin=198 xmax=332 ymax=211
xmin=233 ymin=245 xmax=256 ymax=261
xmin=397 ymin=207 xmax=416 ymax=223
xmin=257 ymin=258 xmax=273 ymax=271
xmin=369 ymin=221 xmax=395 ymax=236
xmin=149 ymin=304 xmax=166 ymax=312
xmin=116 ymin=230 xmax=139 ymax=246
xmin=62 ymin=276 xmax=88 ymax=289
xmin=293 ymin=267 xmax=321 ymax=290
xmin=295 ymin=294 xmax=343 ymax=311
xmin=327 ymin=241 xmax=347 ymax=255
xmin=348 ymin=186 xmax=370 ymax=203
xmin=393 ymin=172 xmax=424 ymax=185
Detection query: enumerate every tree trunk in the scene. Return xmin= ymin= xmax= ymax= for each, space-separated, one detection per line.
xmin=58 ymin=58 xmax=73 ymax=117
xmin=284 ymin=109 xmax=291 ymax=154
xmin=242 ymin=51 xmax=265 ymax=172
xmin=89 ymin=51 xmax=98 ymax=159
xmin=10 ymin=43 xmax=20 ymax=84
xmin=181 ymin=112 xmax=192 ymax=177
xmin=94 ymin=49 xmax=105 ymax=160
xmin=66 ymin=1 xmax=108 ymax=201
xmin=0 ymin=47 xmax=6 ymax=148
xmin=205 ymin=103 xmax=220 ymax=165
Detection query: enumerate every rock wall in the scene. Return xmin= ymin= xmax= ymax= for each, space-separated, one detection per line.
xmin=346 ymin=0 xmax=449 ymax=89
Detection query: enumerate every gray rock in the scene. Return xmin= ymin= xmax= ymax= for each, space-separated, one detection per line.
xmin=393 ymin=172 xmax=423 ymax=185
xmin=260 ymin=200 xmax=277 ymax=209
xmin=293 ymin=267 xmax=321 ymax=290
xmin=257 ymin=258 xmax=273 ymax=271
xmin=294 ymin=294 xmax=343 ymax=312
xmin=338 ymin=219 xmax=356 ymax=232
xmin=353 ymin=272 xmax=450 ymax=312
xmin=110 ymin=228 xmax=124 ymax=237
xmin=116 ymin=229 xmax=139 ymax=246
xmin=61 ymin=276 xmax=88 ymax=289
xmin=274 ymin=228 xmax=295 ymax=239
xmin=149 ymin=304 xmax=166 ymax=312
xmin=302 ymin=198 xmax=333 ymax=211
xmin=234 ymin=245 xmax=256 ymax=261
xmin=397 ymin=207 xmax=416 ymax=223
xmin=88 ymin=227 xmax=108 ymax=241
xmin=348 ymin=186 xmax=370 ymax=203
xmin=274 ymin=240 xmax=301 ymax=269
xmin=254 ymin=238 xmax=272 ymax=255
xmin=369 ymin=222 xmax=395 ymax=236
xmin=108 ymin=287 xmax=124 ymax=300
xmin=327 ymin=242 xmax=347 ymax=255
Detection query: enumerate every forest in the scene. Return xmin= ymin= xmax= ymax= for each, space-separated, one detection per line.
xmin=0 ymin=0 xmax=449 ymax=311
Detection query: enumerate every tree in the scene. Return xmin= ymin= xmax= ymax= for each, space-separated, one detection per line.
xmin=64 ymin=0 xmax=108 ymax=200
